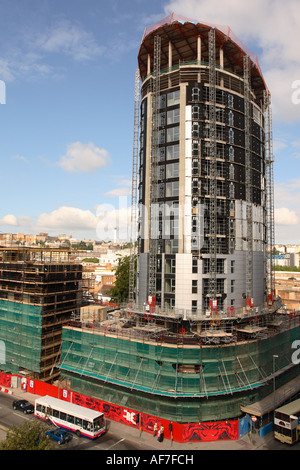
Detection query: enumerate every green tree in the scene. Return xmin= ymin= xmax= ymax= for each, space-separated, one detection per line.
xmin=0 ymin=420 xmax=54 ymax=450
xmin=110 ymin=255 xmax=136 ymax=303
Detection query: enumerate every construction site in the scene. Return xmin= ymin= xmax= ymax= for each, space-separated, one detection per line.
xmin=58 ymin=14 xmax=300 ymax=439
xmin=1 ymin=14 xmax=300 ymax=442
xmin=0 ymin=247 xmax=82 ymax=382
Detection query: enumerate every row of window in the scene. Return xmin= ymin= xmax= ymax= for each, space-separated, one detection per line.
xmin=35 ymin=404 xmax=102 ymax=431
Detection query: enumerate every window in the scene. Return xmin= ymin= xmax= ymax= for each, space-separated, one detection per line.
xmin=192 ymin=122 xmax=199 ymax=138
xmin=167 ymin=108 xmax=180 ymax=125
xmin=167 ymin=90 xmax=180 ymax=106
xmin=166 ymin=162 xmax=179 ymax=179
xmin=229 ymin=128 xmax=234 ymax=144
xmin=192 ymin=300 xmax=197 ymax=313
xmin=192 ymin=141 xmax=199 ymax=157
xmin=166 ymin=144 xmax=179 ymax=160
xmin=231 ymin=260 xmax=235 ymax=274
xmin=229 ymin=146 xmax=234 ymax=161
xmin=192 ymin=160 xmax=199 ymax=176
xmin=192 ymin=87 xmax=200 ymax=101
xmin=165 ymin=258 xmax=176 ymax=274
xmin=167 ymin=126 xmax=180 ymax=142
xmin=192 ymin=280 xmax=198 ymax=294
xmin=165 ymin=278 xmax=176 ymax=293
xmin=75 ymin=417 xmax=82 ymax=427
xmin=231 ymin=280 xmax=235 ymax=293
xmin=228 ymin=94 xmax=234 ymax=108
xmin=67 ymin=414 xmax=75 ymax=424
xmin=192 ymin=258 xmax=198 ymax=273
xmin=229 ymin=164 xmax=234 ymax=180
xmin=166 ymin=181 xmax=179 ymax=197
xmin=192 ymin=106 xmax=199 ymax=119
xmin=60 ymin=412 xmax=66 ymax=421
xmin=229 ymin=110 xmax=234 ymax=126
xmin=229 ymin=182 xmax=235 ymax=198
xmin=165 ymin=239 xmax=178 ymax=254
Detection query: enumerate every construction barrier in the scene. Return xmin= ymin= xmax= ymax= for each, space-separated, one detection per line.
xmin=5 ymin=374 xmax=239 ymax=443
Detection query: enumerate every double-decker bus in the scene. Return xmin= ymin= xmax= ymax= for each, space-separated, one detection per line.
xmin=34 ymin=395 xmax=106 ymax=439
xmin=274 ymin=398 xmax=300 ymax=445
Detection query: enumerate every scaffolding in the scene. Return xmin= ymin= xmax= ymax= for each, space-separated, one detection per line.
xmin=243 ymin=55 xmax=254 ymax=301
xmin=59 ymin=311 xmax=300 ymax=422
xmin=0 ymin=247 xmax=82 ymax=382
xmin=148 ymin=35 xmax=161 ymax=299
xmin=264 ymin=90 xmax=275 ymax=297
xmin=128 ymin=69 xmax=140 ymax=307
xmin=208 ymin=28 xmax=218 ymax=306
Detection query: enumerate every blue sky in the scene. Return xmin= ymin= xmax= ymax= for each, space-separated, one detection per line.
xmin=0 ymin=0 xmax=299 ymax=244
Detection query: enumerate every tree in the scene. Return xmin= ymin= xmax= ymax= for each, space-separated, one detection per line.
xmin=0 ymin=420 xmax=54 ymax=450
xmin=110 ymin=255 xmax=136 ymax=303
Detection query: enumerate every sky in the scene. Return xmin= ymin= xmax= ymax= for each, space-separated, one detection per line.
xmin=0 ymin=0 xmax=299 ymax=244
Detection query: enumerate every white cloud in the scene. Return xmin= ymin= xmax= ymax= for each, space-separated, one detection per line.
xmin=36 ymin=20 xmax=103 ymax=61
xmin=0 ymin=19 xmax=102 ymax=82
xmin=105 ymin=178 xmax=132 ymax=197
xmin=275 ymin=207 xmax=299 ymax=226
xmin=95 ymin=203 xmax=131 ymax=242
xmin=11 ymin=155 xmax=29 ymax=163
xmin=0 ymin=214 xmax=18 ymax=226
xmin=36 ymin=206 xmax=98 ymax=232
xmin=164 ymin=0 xmax=300 ymax=122
xmin=58 ymin=142 xmax=110 ymax=173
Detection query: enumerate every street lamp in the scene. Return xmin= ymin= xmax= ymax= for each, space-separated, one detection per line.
xmin=273 ymin=355 xmax=278 ymax=409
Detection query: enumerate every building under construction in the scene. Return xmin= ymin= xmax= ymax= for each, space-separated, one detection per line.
xmin=0 ymin=247 xmax=82 ymax=382
xmin=57 ymin=16 xmax=300 ymax=439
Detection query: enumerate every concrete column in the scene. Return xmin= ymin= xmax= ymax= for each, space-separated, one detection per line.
xmin=197 ymin=36 xmax=202 ymax=82
xmin=147 ymin=53 xmax=151 ymax=75
xmin=168 ymin=41 xmax=172 ymax=87
xmin=197 ymin=36 xmax=202 ymax=62
xmin=220 ymin=47 xmax=224 ymax=87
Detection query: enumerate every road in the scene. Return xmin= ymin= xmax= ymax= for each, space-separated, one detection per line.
xmin=2 ymin=391 xmax=300 ymax=452
xmin=0 ymin=393 xmax=155 ymax=451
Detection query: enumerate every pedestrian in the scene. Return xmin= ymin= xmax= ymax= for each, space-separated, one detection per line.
xmin=153 ymin=422 xmax=158 ymax=437
xmin=157 ymin=425 xmax=164 ymax=442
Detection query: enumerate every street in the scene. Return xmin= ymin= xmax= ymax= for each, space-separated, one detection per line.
xmin=0 ymin=393 xmax=155 ymax=451
xmin=2 ymin=391 xmax=300 ymax=452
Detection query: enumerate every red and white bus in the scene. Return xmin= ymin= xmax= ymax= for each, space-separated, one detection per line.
xmin=34 ymin=395 xmax=106 ymax=439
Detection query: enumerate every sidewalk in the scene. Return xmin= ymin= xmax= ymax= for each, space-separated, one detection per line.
xmin=2 ymin=386 xmax=272 ymax=451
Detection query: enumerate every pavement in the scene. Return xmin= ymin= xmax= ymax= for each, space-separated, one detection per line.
xmin=0 ymin=385 xmax=275 ymax=451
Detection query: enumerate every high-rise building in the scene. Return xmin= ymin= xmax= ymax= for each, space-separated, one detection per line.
xmin=57 ymin=15 xmax=300 ymax=442
xmin=0 ymin=247 xmax=82 ymax=382
xmin=136 ymin=13 xmax=274 ymax=316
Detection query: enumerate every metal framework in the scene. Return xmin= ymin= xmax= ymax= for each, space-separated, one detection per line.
xmin=148 ymin=35 xmax=161 ymax=298
xmin=264 ymin=90 xmax=275 ymax=296
xmin=128 ymin=69 xmax=140 ymax=307
xmin=208 ymin=28 xmax=218 ymax=304
xmin=243 ymin=55 xmax=253 ymax=300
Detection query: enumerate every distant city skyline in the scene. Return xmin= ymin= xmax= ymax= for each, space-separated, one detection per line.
xmin=0 ymin=0 xmax=299 ymax=244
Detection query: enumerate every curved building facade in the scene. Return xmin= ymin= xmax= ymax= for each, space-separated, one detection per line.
xmin=136 ymin=14 xmax=271 ymax=316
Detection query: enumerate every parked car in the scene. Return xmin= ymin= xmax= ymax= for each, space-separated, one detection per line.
xmin=46 ymin=428 xmax=72 ymax=445
xmin=12 ymin=400 xmax=34 ymax=414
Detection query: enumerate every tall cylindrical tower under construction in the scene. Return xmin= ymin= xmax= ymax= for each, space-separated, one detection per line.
xmin=136 ymin=13 xmax=274 ymax=316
